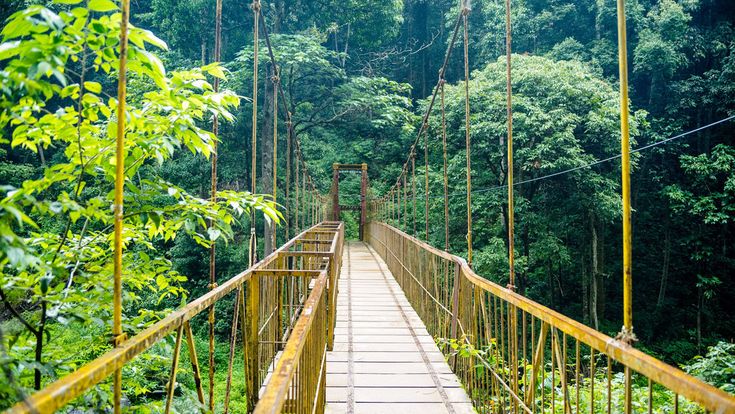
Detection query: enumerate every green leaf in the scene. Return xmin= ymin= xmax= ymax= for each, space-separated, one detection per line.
xmin=138 ymin=29 xmax=168 ymax=51
xmin=83 ymin=81 xmax=102 ymax=93
xmin=88 ymin=0 xmax=118 ymax=12
xmin=70 ymin=7 xmax=88 ymax=18
xmin=1 ymin=12 xmax=34 ymax=39
xmin=53 ymin=0 xmax=83 ymax=4
xmin=207 ymin=227 xmax=221 ymax=241
xmin=205 ymin=64 xmax=227 ymax=80
xmin=0 ymin=41 xmax=21 ymax=61
xmin=155 ymin=274 xmax=168 ymax=290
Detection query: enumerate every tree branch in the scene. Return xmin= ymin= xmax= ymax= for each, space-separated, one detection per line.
xmin=0 ymin=288 xmax=38 ymax=336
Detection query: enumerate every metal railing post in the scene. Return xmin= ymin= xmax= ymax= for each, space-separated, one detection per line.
xmin=327 ymin=250 xmax=336 ymax=351
xmin=246 ymin=274 xmax=260 ymax=410
xmin=449 ymin=261 xmax=461 ymax=368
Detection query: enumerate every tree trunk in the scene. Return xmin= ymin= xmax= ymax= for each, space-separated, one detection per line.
xmin=590 ymin=216 xmax=600 ymax=330
xmin=201 ymin=38 xmax=206 ymax=65
xmin=342 ymin=24 xmax=350 ymax=68
xmin=697 ymin=287 xmax=702 ymax=354
xmin=520 ymin=225 xmax=530 ymax=295
xmin=595 ymin=0 xmax=604 ymax=40
xmin=34 ymin=300 xmax=46 ymax=390
xmin=582 ymin=258 xmax=590 ymax=326
xmin=598 ymin=221 xmax=606 ymax=318
xmin=38 ymin=147 xmax=46 ymax=167
xmin=275 ymin=0 xmax=284 ymax=33
xmin=656 ymin=225 xmax=671 ymax=310
xmin=547 ymin=263 xmax=555 ymax=309
xmin=419 ymin=1 xmax=428 ymax=97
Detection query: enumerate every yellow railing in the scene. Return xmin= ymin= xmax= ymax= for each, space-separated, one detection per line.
xmin=254 ymin=222 xmax=343 ymax=414
xmin=7 ymin=222 xmax=343 ymax=414
xmin=366 ymin=221 xmax=735 ymax=414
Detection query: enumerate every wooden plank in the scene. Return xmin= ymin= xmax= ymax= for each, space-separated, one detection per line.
xmin=326 ymin=242 xmax=473 ymax=413
xmin=327 ymin=373 xmax=462 ymax=388
xmin=326 ymin=402 xmax=476 ymax=414
xmin=327 ymin=387 xmax=472 ymax=403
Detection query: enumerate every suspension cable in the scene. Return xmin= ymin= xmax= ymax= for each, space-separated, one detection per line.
xmin=387 ymin=11 xmax=463 ymax=195
xmin=413 ymin=114 xmax=735 ymax=202
xmin=285 ymin=120 xmax=291 ymax=239
xmin=272 ymin=66 xmax=279 ymax=247
xmin=377 ymin=10 xmax=464 ymax=254
xmin=295 ymin=148 xmax=300 ymax=231
xmin=424 ymin=126 xmax=429 ymax=241
xmin=403 ymin=173 xmax=408 ymax=229
xmin=394 ymin=187 xmax=398 ymax=224
xmin=302 ymin=167 xmax=307 ymax=229
xmin=411 ymin=152 xmax=417 ymax=236
xmin=441 ymin=81 xmax=449 ymax=251
xmin=258 ymin=8 xmax=327 ymax=224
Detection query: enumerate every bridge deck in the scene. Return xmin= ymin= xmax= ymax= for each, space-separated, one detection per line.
xmin=326 ymin=242 xmax=473 ymax=414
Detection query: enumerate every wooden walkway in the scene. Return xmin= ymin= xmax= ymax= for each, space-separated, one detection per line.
xmin=326 ymin=242 xmax=474 ymax=414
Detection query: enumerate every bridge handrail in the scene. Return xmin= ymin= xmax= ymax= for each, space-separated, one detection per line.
xmin=367 ymin=221 xmax=735 ymax=414
xmin=7 ymin=222 xmax=343 ymax=414
xmin=254 ymin=262 xmax=329 ymax=414
xmin=254 ymin=221 xmax=343 ymax=414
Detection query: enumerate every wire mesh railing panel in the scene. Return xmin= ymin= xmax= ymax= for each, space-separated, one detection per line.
xmin=254 ymin=223 xmax=342 ymax=414
xmin=254 ymin=272 xmax=328 ymax=414
xmin=365 ymin=221 xmax=735 ymax=414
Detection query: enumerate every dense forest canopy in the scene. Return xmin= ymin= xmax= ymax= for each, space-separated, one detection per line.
xmin=1 ymin=0 xmax=734 ymax=411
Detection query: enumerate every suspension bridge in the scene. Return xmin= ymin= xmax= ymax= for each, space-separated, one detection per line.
xmin=5 ymin=0 xmax=735 ymax=413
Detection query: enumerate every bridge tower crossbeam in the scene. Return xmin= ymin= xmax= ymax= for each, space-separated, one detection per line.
xmin=331 ymin=163 xmax=368 ymax=240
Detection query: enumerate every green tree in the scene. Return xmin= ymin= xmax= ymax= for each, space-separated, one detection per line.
xmin=634 ymin=0 xmax=693 ymax=113
xmin=423 ymin=55 xmax=645 ymax=326
xmin=0 ymin=1 xmax=277 ymax=404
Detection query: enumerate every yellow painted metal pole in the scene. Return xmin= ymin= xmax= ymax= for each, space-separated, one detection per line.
xmin=183 ymin=321 xmax=206 ymax=408
xmin=246 ymin=279 xmax=260 ymax=409
xmin=411 ymin=153 xmax=416 ymax=236
xmin=504 ymin=2 xmax=519 ymax=407
xmin=302 ymin=165 xmax=307 ymax=230
xmin=616 ymin=0 xmax=633 ymax=340
xmin=505 ymin=0 xmax=515 ymax=290
xmin=424 ymin=130 xmax=429 ymax=241
xmin=249 ymin=0 xmax=261 ymax=267
xmin=163 ymin=324 xmax=184 ymax=414
xmin=616 ymin=0 xmax=635 ymax=412
xmin=295 ymin=150 xmax=300 ymax=231
xmin=112 ymin=1 xmax=131 ymax=412
xmin=441 ymin=82 xmax=449 ymax=251
xmin=272 ymin=68 xmax=279 ymax=247
xmin=285 ymin=121 xmax=291 ymax=239
xmin=246 ymin=2 xmax=261 ymax=408
xmin=208 ymin=0 xmax=222 ymax=409
xmin=273 ymin=78 xmax=283 ymax=347
xmin=462 ymin=1 xmax=472 ymax=266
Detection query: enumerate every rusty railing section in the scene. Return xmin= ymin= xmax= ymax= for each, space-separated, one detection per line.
xmin=7 ymin=222 xmax=343 ymax=414
xmin=365 ymin=221 xmax=735 ymax=414
xmin=254 ymin=221 xmax=343 ymax=414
